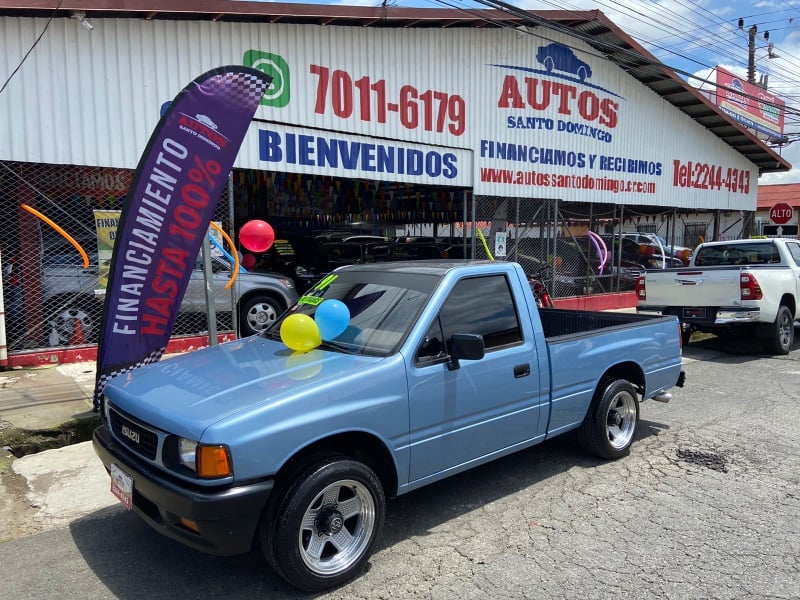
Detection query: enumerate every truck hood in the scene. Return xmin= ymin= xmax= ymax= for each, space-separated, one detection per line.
xmin=104 ymin=334 xmax=384 ymax=440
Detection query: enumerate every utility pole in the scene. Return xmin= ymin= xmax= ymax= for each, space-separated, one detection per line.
xmin=747 ymin=24 xmax=757 ymax=84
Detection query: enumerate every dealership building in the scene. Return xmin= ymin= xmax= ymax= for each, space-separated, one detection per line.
xmin=0 ymin=1 xmax=791 ymax=364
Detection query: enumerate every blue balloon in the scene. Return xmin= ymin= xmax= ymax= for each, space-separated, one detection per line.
xmin=315 ymin=299 xmax=350 ymax=340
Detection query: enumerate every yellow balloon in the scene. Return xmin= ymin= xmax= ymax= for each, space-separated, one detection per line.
xmin=280 ymin=313 xmax=322 ymax=352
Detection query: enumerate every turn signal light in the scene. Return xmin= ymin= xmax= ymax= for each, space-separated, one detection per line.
xmin=179 ymin=517 xmax=200 ymax=533
xmin=197 ymin=445 xmax=232 ymax=478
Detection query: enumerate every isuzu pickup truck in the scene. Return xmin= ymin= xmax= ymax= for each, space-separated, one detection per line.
xmin=636 ymin=237 xmax=800 ymax=354
xmin=93 ymin=260 xmax=685 ymax=591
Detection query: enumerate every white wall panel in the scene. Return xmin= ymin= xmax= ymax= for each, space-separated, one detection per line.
xmin=1 ymin=16 xmax=758 ymax=209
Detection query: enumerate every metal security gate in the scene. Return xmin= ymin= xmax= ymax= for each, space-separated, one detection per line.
xmin=0 ymin=160 xmax=236 ymax=356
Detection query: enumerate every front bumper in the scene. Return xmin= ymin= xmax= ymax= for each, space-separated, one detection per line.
xmin=92 ymin=425 xmax=273 ymax=556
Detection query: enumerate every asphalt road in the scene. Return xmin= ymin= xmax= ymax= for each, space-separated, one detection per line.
xmin=0 ymin=335 xmax=798 ymax=600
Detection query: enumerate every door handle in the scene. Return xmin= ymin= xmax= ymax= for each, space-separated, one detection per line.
xmin=513 ymin=363 xmax=530 ymax=378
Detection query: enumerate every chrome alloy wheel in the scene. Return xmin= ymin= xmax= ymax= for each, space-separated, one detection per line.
xmin=298 ymin=479 xmax=377 ymax=576
xmin=605 ymin=388 xmax=638 ymax=450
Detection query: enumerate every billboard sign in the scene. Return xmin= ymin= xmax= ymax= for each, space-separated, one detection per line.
xmin=714 ymin=66 xmax=785 ymax=140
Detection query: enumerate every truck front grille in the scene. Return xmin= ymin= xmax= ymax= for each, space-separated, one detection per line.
xmin=109 ymin=408 xmax=158 ymax=460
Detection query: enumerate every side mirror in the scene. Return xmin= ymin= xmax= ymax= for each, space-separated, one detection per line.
xmin=447 ymin=333 xmax=485 ymax=371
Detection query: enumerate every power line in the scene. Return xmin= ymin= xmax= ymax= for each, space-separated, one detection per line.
xmin=431 ymin=0 xmax=800 ymax=144
xmin=0 ymin=0 xmax=64 ymax=96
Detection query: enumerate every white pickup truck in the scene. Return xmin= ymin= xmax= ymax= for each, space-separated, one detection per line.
xmin=635 ymin=237 xmax=800 ymax=354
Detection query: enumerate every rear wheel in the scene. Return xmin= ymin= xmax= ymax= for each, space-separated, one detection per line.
xmin=760 ymin=305 xmax=794 ymax=355
xmin=578 ymin=379 xmax=639 ymax=459
xmin=261 ymin=457 xmax=385 ymax=592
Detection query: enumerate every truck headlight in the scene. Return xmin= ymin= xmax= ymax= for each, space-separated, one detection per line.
xmin=178 ymin=439 xmax=197 ymax=470
xmin=177 ymin=438 xmax=232 ymax=478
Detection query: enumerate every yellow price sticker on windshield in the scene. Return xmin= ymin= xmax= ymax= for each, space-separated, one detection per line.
xmin=298 ymin=274 xmax=339 ymax=305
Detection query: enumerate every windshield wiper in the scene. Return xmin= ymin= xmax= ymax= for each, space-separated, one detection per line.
xmin=317 ymin=340 xmax=361 ymax=355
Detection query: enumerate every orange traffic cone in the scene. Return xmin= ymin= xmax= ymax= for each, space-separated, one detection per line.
xmin=70 ymin=317 xmax=85 ymax=345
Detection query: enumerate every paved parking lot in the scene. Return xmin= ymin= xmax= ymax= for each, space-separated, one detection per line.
xmin=0 ymin=335 xmax=798 ymax=599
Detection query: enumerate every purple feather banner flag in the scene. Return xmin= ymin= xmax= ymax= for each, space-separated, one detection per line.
xmin=92 ymin=66 xmax=271 ymax=411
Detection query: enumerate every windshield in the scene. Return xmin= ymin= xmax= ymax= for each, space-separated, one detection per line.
xmin=269 ymin=269 xmax=441 ymax=356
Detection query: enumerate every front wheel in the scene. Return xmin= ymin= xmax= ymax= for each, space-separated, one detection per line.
xmin=578 ymin=379 xmax=639 ymax=460
xmin=760 ymin=305 xmax=794 ymax=355
xmin=239 ymin=295 xmax=282 ymax=337
xmin=261 ymin=457 xmax=385 ymax=592
xmin=46 ymin=298 xmax=100 ymax=345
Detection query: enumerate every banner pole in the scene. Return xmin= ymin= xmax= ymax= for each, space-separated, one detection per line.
xmin=201 ymin=233 xmax=218 ymax=346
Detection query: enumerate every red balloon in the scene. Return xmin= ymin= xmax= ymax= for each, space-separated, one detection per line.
xmin=240 ymin=220 xmax=275 ymax=253
xmin=242 ymin=253 xmax=256 ymax=269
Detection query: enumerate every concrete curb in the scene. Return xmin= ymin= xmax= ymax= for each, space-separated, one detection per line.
xmin=11 ymin=441 xmax=118 ymax=529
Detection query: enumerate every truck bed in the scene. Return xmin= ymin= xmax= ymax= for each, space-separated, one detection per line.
xmin=539 ymin=307 xmax=672 ymax=339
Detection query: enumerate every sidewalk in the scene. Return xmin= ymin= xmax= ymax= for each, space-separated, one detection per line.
xmin=0 ymin=361 xmax=119 ymax=541
xmin=0 ymin=361 xmax=97 ymax=431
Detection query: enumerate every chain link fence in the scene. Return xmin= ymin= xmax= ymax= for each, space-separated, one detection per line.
xmin=463 ymin=197 xmax=728 ymax=300
xmin=457 ymin=197 xmax=618 ymax=298
xmin=0 ymin=161 xmax=236 ymax=355
xmin=0 ymin=160 xmax=744 ymax=357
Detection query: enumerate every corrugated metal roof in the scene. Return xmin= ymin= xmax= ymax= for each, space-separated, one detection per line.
xmin=0 ymin=0 xmax=790 ymax=176
xmin=757 ymin=184 xmax=800 ymax=209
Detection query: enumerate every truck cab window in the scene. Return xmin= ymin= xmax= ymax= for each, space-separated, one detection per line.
xmin=439 ymin=275 xmax=522 ymax=351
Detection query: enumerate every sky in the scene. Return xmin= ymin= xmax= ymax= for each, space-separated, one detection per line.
xmin=273 ymin=0 xmax=800 ymax=184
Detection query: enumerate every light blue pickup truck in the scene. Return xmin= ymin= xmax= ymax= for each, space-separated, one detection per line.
xmin=93 ymin=260 xmax=685 ymax=591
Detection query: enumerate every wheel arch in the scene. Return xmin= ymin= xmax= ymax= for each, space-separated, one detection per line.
xmin=778 ymin=293 xmax=796 ymax=316
xmin=236 ymin=289 xmax=289 ymax=313
xmin=273 ymin=431 xmax=399 ymax=501
xmin=45 ymin=291 xmax=99 ymax=310
xmin=596 ymin=361 xmax=645 ymax=397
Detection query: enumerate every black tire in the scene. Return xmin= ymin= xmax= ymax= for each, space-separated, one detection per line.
xmin=261 ymin=457 xmax=385 ymax=592
xmin=760 ymin=305 xmax=794 ymax=355
xmin=239 ymin=295 xmax=282 ymax=337
xmin=681 ymin=326 xmax=693 ymax=346
xmin=578 ymin=379 xmax=639 ymax=460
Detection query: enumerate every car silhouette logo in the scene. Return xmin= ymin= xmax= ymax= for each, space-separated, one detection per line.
xmin=194 ymin=114 xmax=218 ymax=129
xmin=536 ymin=43 xmax=592 ymax=82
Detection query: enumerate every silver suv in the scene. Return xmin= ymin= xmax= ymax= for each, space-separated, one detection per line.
xmin=42 ymin=250 xmax=298 ymax=344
